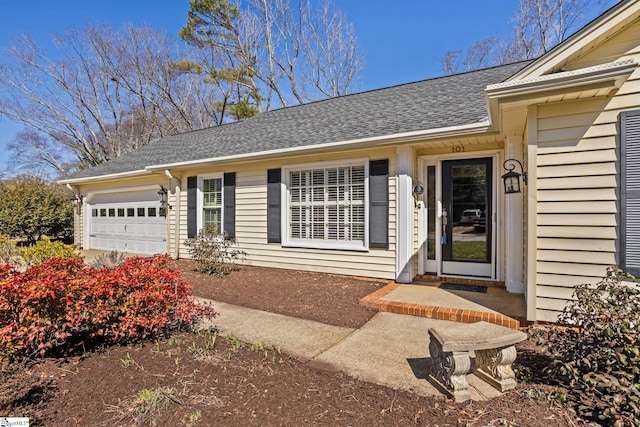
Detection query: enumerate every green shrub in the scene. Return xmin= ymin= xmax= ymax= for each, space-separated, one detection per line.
xmin=537 ymin=267 xmax=640 ymax=426
xmin=91 ymin=250 xmax=127 ymax=268
xmin=184 ymin=225 xmax=246 ymax=276
xmin=0 ymin=234 xmax=18 ymax=264
xmin=18 ymin=237 xmax=79 ymax=266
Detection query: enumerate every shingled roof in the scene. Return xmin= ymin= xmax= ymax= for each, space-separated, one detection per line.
xmin=66 ymin=60 xmax=530 ymax=181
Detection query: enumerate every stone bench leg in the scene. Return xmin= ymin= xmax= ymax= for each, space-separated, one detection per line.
xmin=428 ymin=339 xmax=472 ymax=402
xmin=473 ymin=345 xmax=518 ymax=392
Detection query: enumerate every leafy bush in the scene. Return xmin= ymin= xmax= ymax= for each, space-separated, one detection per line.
xmin=184 ymin=225 xmax=246 ymax=276
xmin=0 ymin=255 xmax=216 ymax=360
xmin=0 ymin=176 xmax=73 ymax=244
xmin=0 ymin=234 xmax=18 ymax=264
xmin=537 ymin=267 xmax=640 ymax=426
xmin=91 ymin=250 xmax=127 ymax=268
xmin=18 ymin=237 xmax=79 ymax=266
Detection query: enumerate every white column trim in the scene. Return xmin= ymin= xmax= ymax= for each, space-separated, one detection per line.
xmin=504 ymin=135 xmax=525 ymax=294
xmin=396 ymin=146 xmax=414 ymax=283
xmin=526 ymin=106 xmax=539 ymax=321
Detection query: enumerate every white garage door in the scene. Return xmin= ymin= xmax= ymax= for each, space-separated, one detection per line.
xmin=88 ymin=190 xmax=167 ymax=255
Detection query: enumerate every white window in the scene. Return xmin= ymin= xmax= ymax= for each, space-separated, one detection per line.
xmin=199 ymin=175 xmax=223 ymax=234
xmin=285 ymin=161 xmax=368 ymax=250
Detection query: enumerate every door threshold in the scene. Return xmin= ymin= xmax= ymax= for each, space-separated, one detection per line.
xmin=415 ymin=274 xmax=505 ymax=289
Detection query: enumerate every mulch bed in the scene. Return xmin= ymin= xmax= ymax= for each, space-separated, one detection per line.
xmin=174 ymin=260 xmax=387 ymax=329
xmin=1 ymin=261 xmax=591 ymax=426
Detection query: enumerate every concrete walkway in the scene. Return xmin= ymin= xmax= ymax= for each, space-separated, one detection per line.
xmin=197 ymin=298 xmax=502 ymax=401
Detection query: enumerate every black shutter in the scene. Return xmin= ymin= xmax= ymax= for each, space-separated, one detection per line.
xmin=187 ymin=176 xmax=198 ymax=238
xmin=223 ymin=172 xmax=236 ymax=239
xmin=369 ymin=159 xmax=389 ymax=249
xmin=621 ymin=110 xmax=640 ymax=276
xmin=267 ymin=169 xmax=281 ymax=243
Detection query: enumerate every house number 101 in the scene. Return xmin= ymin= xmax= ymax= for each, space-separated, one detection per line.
xmin=452 ymin=145 xmax=465 ymax=153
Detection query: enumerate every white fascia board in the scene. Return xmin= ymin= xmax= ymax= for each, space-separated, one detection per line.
xmin=57 ymin=169 xmax=151 ymax=185
xmin=486 ymin=60 xmax=637 ymax=99
xmin=510 ymin=0 xmax=640 ymax=80
xmin=144 ymin=122 xmax=491 ymax=171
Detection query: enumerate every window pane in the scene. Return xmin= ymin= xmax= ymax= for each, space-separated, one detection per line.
xmin=127 ymin=208 xmax=135 ymax=217
xmin=100 ymin=209 xmax=107 ymax=217
xmin=92 ymin=209 xmax=98 ymax=217
xmin=148 ymin=207 xmax=157 ymax=217
xmin=288 ymin=164 xmax=366 ymax=245
xmin=108 ymin=208 xmax=115 ymax=217
xmin=203 ymin=207 xmax=221 ymax=234
xmin=137 ymin=207 xmax=145 ymax=217
xmin=117 ymin=208 xmax=125 ymax=217
xmin=159 ymin=207 xmax=167 ymax=217
xmin=203 ymin=178 xmax=222 ymax=207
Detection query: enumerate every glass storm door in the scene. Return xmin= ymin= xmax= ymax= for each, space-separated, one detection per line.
xmin=441 ymin=158 xmax=493 ymax=277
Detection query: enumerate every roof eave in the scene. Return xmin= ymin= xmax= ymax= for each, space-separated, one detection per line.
xmin=144 ymin=122 xmax=492 ymax=172
xmin=488 ymin=59 xmax=636 ymax=99
xmin=57 ymin=169 xmax=152 ymax=185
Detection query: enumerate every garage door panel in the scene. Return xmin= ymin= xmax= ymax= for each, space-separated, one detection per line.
xmin=88 ymin=192 xmax=167 ymax=255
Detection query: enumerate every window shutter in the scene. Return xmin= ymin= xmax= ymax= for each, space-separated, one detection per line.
xmin=267 ymin=168 xmax=281 ymax=243
xmin=187 ymin=176 xmax=198 ymax=238
xmin=369 ymin=159 xmax=389 ymax=249
xmin=621 ymin=111 xmax=640 ymax=276
xmin=223 ymin=172 xmax=236 ymax=239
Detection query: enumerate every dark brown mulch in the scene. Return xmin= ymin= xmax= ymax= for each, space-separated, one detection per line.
xmin=2 ymin=331 xmax=582 ymax=427
xmin=1 ymin=261 xmax=592 ymax=426
xmin=173 ymin=260 xmax=387 ymax=329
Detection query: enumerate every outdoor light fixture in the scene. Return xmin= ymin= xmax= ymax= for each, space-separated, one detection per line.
xmin=501 ymin=159 xmax=527 ymax=194
xmin=158 ymin=185 xmax=168 ymax=208
xmin=70 ymin=194 xmax=83 ymax=210
xmin=412 ymin=183 xmax=425 ymax=197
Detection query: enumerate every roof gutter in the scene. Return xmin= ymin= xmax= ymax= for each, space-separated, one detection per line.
xmin=144 ymin=121 xmax=492 ymax=171
xmin=58 ymin=169 xmax=151 ymax=185
xmin=487 ymin=60 xmax=636 ymax=98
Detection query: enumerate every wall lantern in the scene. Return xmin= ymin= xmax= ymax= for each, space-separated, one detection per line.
xmin=70 ymin=194 xmax=83 ymax=210
xmin=158 ymin=185 xmax=168 ymax=208
xmin=412 ymin=183 xmax=425 ymax=197
xmin=502 ymin=159 xmax=527 ymax=194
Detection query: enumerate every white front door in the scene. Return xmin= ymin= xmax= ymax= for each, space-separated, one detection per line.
xmin=423 ymin=156 xmax=496 ymax=279
xmin=440 ymin=157 xmax=493 ymax=277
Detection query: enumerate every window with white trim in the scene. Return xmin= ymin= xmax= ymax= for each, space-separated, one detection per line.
xmin=286 ymin=163 xmax=367 ymax=249
xmin=202 ymin=177 xmax=223 ymax=234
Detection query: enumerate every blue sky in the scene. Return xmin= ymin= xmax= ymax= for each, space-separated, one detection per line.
xmin=0 ymin=0 xmax=520 ymax=174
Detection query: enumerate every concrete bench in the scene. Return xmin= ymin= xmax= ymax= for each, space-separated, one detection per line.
xmin=428 ymin=321 xmax=527 ymax=402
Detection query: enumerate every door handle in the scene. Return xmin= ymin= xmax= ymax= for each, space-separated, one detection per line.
xmin=441 ymin=209 xmax=448 ymax=245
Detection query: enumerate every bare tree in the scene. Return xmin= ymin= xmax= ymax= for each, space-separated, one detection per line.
xmin=0 ymin=1 xmax=364 ymax=177
xmin=180 ymin=0 xmax=365 ymax=112
xmin=0 ymin=24 xmax=220 ymax=176
xmin=440 ymin=0 xmax=619 ymax=74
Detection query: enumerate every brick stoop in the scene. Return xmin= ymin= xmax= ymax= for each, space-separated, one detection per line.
xmin=360 ymin=283 xmax=521 ymax=330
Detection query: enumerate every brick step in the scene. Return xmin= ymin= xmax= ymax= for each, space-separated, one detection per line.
xmin=360 ymin=283 xmax=521 ymax=330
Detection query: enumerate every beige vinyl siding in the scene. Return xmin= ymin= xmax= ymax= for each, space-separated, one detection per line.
xmin=74 ymin=209 xmax=83 ymax=249
xmin=175 ymin=148 xmax=397 ymax=279
xmin=532 ymin=21 xmax=640 ymax=321
xmin=534 ymin=98 xmax=619 ymax=321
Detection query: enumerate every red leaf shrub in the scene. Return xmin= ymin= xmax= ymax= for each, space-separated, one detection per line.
xmin=0 ymin=255 xmax=215 ymax=359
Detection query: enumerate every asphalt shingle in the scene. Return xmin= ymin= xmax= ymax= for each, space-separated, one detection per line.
xmin=68 ymin=61 xmax=530 ymax=180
